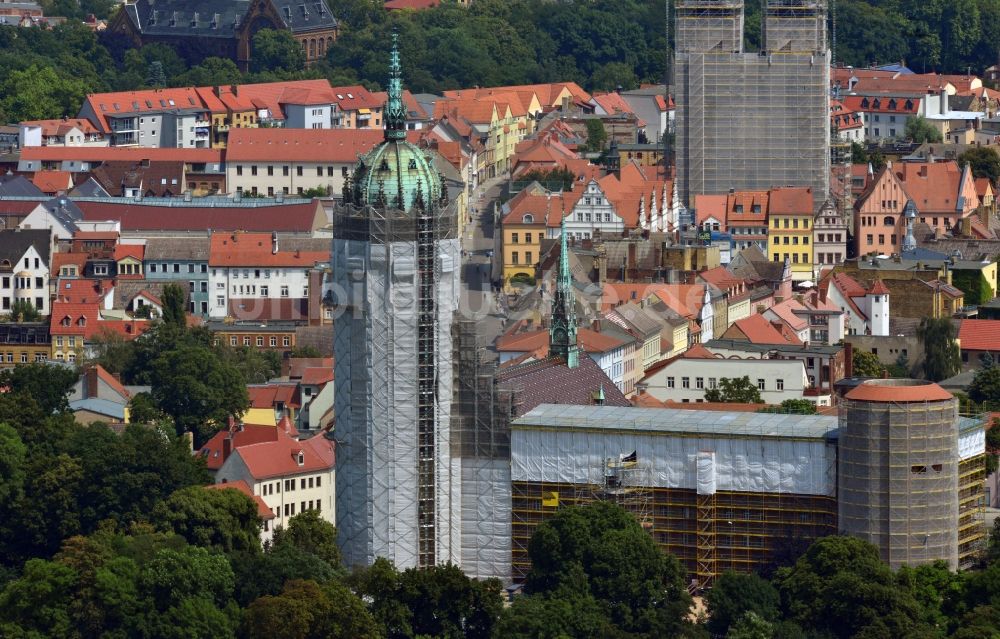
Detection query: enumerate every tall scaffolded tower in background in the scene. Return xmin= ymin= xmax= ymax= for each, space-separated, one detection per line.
xmin=674 ymin=0 xmax=831 ymax=210
xmin=333 ymin=34 xmax=462 ymax=570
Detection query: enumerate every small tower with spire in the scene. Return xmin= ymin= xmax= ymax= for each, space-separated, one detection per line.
xmin=549 ymin=217 xmax=579 ymax=368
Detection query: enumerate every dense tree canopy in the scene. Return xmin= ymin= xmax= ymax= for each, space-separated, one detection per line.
xmin=705 ymin=376 xmax=763 ymax=403
xmin=918 ymin=317 xmax=962 ymax=382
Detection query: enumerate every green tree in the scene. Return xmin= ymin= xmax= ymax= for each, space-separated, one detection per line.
xmin=128 ymin=391 xmax=169 ymax=425
xmin=351 ymin=559 xmax=502 ymax=639
xmin=0 ymin=64 xmax=90 ymax=121
xmin=145 ymin=60 xmax=166 ymax=88
xmin=726 ymin=611 xmax=774 ymax=639
xmin=149 ymin=344 xmax=250 ymax=445
xmin=704 ymin=376 xmax=763 ymax=403
xmin=518 ymin=167 xmax=576 ymax=191
xmin=903 ymin=115 xmax=943 ymax=143
xmin=959 ymin=146 xmax=1000 ymax=185
xmin=774 ymin=536 xmax=927 ymax=639
xmin=161 ymin=283 xmax=187 ymax=328
xmin=8 ymin=300 xmax=41 ymax=323
xmin=0 ymin=422 xmax=26 ymax=510
xmin=0 ymin=559 xmax=77 ymax=638
xmin=584 ymin=118 xmax=607 ymax=153
xmin=171 ymin=57 xmax=242 ymax=88
xmin=969 ymin=366 xmax=1000 ymax=407
xmin=851 ymin=141 xmax=868 ymax=164
xmin=251 ymin=29 xmax=306 ymax=74
xmin=706 ymin=571 xmax=780 ymax=636
xmin=918 ymin=317 xmax=961 ymax=382
xmin=524 ymin=501 xmax=694 ymax=637
xmin=888 ymin=351 xmax=911 ymax=378
xmin=952 ymin=270 xmax=994 ymax=305
xmin=589 ymin=62 xmax=638 ymax=92
xmin=0 ymin=363 xmax=78 ymax=415
xmin=271 ymin=509 xmax=341 ymax=569
xmin=852 ymin=349 xmax=886 ymax=378
xmin=242 ymin=579 xmax=380 ymax=639
xmin=152 ymin=486 xmax=262 ymax=556
xmin=290 ymin=345 xmax=323 ymax=358
xmin=86 ymin=327 xmax=137 ymax=376
xmin=773 ymin=399 xmax=817 ymax=415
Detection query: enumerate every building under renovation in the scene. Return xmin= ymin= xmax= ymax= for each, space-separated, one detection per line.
xmin=332 ymin=37 xmax=462 ymax=570
xmin=674 ymin=0 xmax=831 ymax=210
xmin=511 ymin=404 xmax=840 ymax=587
xmin=839 ymin=379 xmax=986 ymax=569
xmin=511 ymin=387 xmax=986 ymax=586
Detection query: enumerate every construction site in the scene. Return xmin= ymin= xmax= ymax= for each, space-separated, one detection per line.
xmin=509 ymin=385 xmax=986 ymax=587
xmin=674 ymin=0 xmax=831 ymax=210
xmin=510 ymin=404 xmax=840 ymax=588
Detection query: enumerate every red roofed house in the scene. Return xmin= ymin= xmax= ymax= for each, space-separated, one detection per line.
xmin=224 ymin=127 xmax=415 ymax=197
xmin=215 ymin=431 xmax=335 ymax=534
xmin=721 ymin=313 xmax=803 ymax=346
xmin=854 ymin=164 xmax=908 ymax=257
xmin=31 ymin=170 xmax=73 ymax=195
xmin=207 ymin=231 xmax=328 ymax=321
xmin=830 ymin=99 xmax=864 ymax=142
xmin=821 ymin=272 xmax=890 ymax=336
xmin=895 ymin=161 xmax=978 ymax=239
xmin=48 ymin=300 xmax=149 ymax=362
xmin=724 ymin=190 xmax=769 ymax=252
xmin=19 ymin=118 xmax=106 ymax=147
xmin=958 ymin=319 xmax=1000 ymax=370
xmin=204 ymin=481 xmax=276 ymax=544
xmin=113 ymin=243 xmax=144 ymax=280
xmin=842 ymin=74 xmax=951 ymax=142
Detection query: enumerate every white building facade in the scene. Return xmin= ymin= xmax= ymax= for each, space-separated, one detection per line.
xmin=641 ymin=356 xmax=809 ymax=404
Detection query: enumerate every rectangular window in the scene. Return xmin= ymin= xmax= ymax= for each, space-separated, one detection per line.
xmin=296 ymin=166 xmax=303 ymax=176
xmin=301 ymin=478 xmax=306 ymax=490
xmin=667 ymin=376 xmax=675 ymax=388
xmin=777 ymin=379 xmax=784 ymax=391
xmin=280 ymin=285 xmax=289 ymax=297
xmin=216 ymin=296 xmax=225 ymax=307
xmin=251 ymin=165 xmax=258 ymax=176
xmin=256 ymin=336 xmax=264 ymax=347
xmin=681 ymin=377 xmax=690 ymax=389
xmin=270 ymin=336 xmax=277 ymax=347
xmin=230 ymin=336 xmax=237 ymax=346
xmin=512 ymin=252 xmax=519 ymax=265
xmin=757 ymin=378 xmax=765 ymax=390
xmin=267 ymin=165 xmax=274 ymax=176
xmin=708 ymin=377 xmax=717 ymax=389
xmin=695 ymin=377 xmax=704 ymax=389
xmin=283 ymin=336 xmax=290 ymax=347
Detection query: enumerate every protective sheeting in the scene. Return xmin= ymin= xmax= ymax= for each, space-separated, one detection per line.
xmin=696 ymin=451 xmax=716 ymax=496
xmin=460 ymin=458 xmax=512 ymax=581
xmin=958 ymin=417 xmax=986 ymax=461
xmin=511 ymin=421 xmax=836 ymax=497
xmin=334 ymin=234 xmax=462 ymax=570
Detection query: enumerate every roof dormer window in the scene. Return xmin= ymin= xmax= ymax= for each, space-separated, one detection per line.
xmin=888 ymin=99 xmax=897 ymax=110
xmin=523 ymin=214 xmax=534 ymax=224
xmin=77 ymin=317 xmax=86 ymax=327
xmin=61 ymin=316 xmax=70 ymax=326
xmin=861 ymin=98 xmax=869 ymax=108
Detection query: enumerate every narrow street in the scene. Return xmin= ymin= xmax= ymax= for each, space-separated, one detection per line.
xmin=459 ymin=176 xmax=506 ymax=355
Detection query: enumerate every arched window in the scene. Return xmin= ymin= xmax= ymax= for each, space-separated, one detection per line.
xmin=522 ymin=214 xmax=533 ymax=224
xmin=883 ymin=216 xmax=895 ymax=226
xmin=308 ymin=39 xmax=315 ymax=59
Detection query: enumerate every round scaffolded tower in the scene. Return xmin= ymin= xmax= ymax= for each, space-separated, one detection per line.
xmin=838 ymin=379 xmax=959 ymax=569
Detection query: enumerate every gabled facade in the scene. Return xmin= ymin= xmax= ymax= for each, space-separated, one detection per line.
xmin=767 ymin=187 xmax=816 ymax=280
xmin=813 ymin=199 xmax=848 ymax=273
xmin=854 ymin=165 xmax=907 ymax=257
xmin=0 ymin=229 xmax=51 ymax=316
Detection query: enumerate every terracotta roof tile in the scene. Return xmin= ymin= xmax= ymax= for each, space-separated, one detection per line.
xmin=845 ymin=379 xmax=952 ymax=402
xmin=725 ymin=314 xmax=802 ymax=345
xmin=78 ymin=200 xmax=324 ymax=234
xmin=234 ymin=434 xmax=334 ymax=480
xmin=199 ymin=424 xmax=281 ymax=471
xmin=959 ymin=319 xmax=1000 ymax=351
xmin=208 ymin=232 xmax=327 ymax=267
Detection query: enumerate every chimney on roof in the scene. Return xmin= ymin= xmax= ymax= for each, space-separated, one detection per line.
xmin=271 ymin=231 xmax=278 ymax=255
xmin=592 ymin=319 xmax=600 ymax=332
xmin=222 ymin=434 xmax=233 ymax=461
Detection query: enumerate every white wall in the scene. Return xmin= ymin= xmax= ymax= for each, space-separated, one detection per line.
xmin=208 ymin=265 xmax=312 ymax=319
xmin=642 ymin=358 xmax=808 ymax=404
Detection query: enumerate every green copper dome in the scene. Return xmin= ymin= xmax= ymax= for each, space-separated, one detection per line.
xmin=344 ymin=32 xmax=445 ymax=212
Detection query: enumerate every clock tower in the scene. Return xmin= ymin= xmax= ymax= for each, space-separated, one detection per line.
xmin=548 ymin=217 xmax=579 ymax=368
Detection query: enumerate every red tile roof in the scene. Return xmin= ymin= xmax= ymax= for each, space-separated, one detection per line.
xmin=49 ymin=301 xmax=150 ymax=340
xmin=113 ymin=244 xmax=144 ymax=262
xmin=199 ymin=425 xmax=281 ymax=470
xmin=868 ymin=279 xmax=890 ymax=296
xmin=31 ymin=170 xmax=72 ymax=194
xmin=204 ymin=480 xmax=275 ymax=519
xmin=225 ymin=128 xmax=412 ymax=163
xmin=82 ymin=87 xmax=207 ymax=132
xmin=725 ymin=314 xmax=802 ymax=345
xmin=234 ymin=434 xmax=334 ymax=480
xmin=300 ymin=367 xmax=333 ymax=386
xmin=845 ymin=380 xmax=952 ymax=402
xmin=959 ymin=319 xmax=1000 ymax=351
xmin=248 ymin=384 xmax=299 ymax=409
xmin=895 ymin=161 xmax=976 ymax=214
xmin=51 ymin=253 xmax=88 ymax=274
xmin=842 ymin=94 xmax=921 ymax=115
xmin=767 ymin=187 xmax=814 ymax=214
xmin=78 ymin=200 xmax=324 ymax=233
xmin=20 ymin=146 xmax=222 ymax=165
xmin=208 ymin=232 xmax=328 ymax=267
xmin=22 ymin=118 xmax=101 ymax=137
